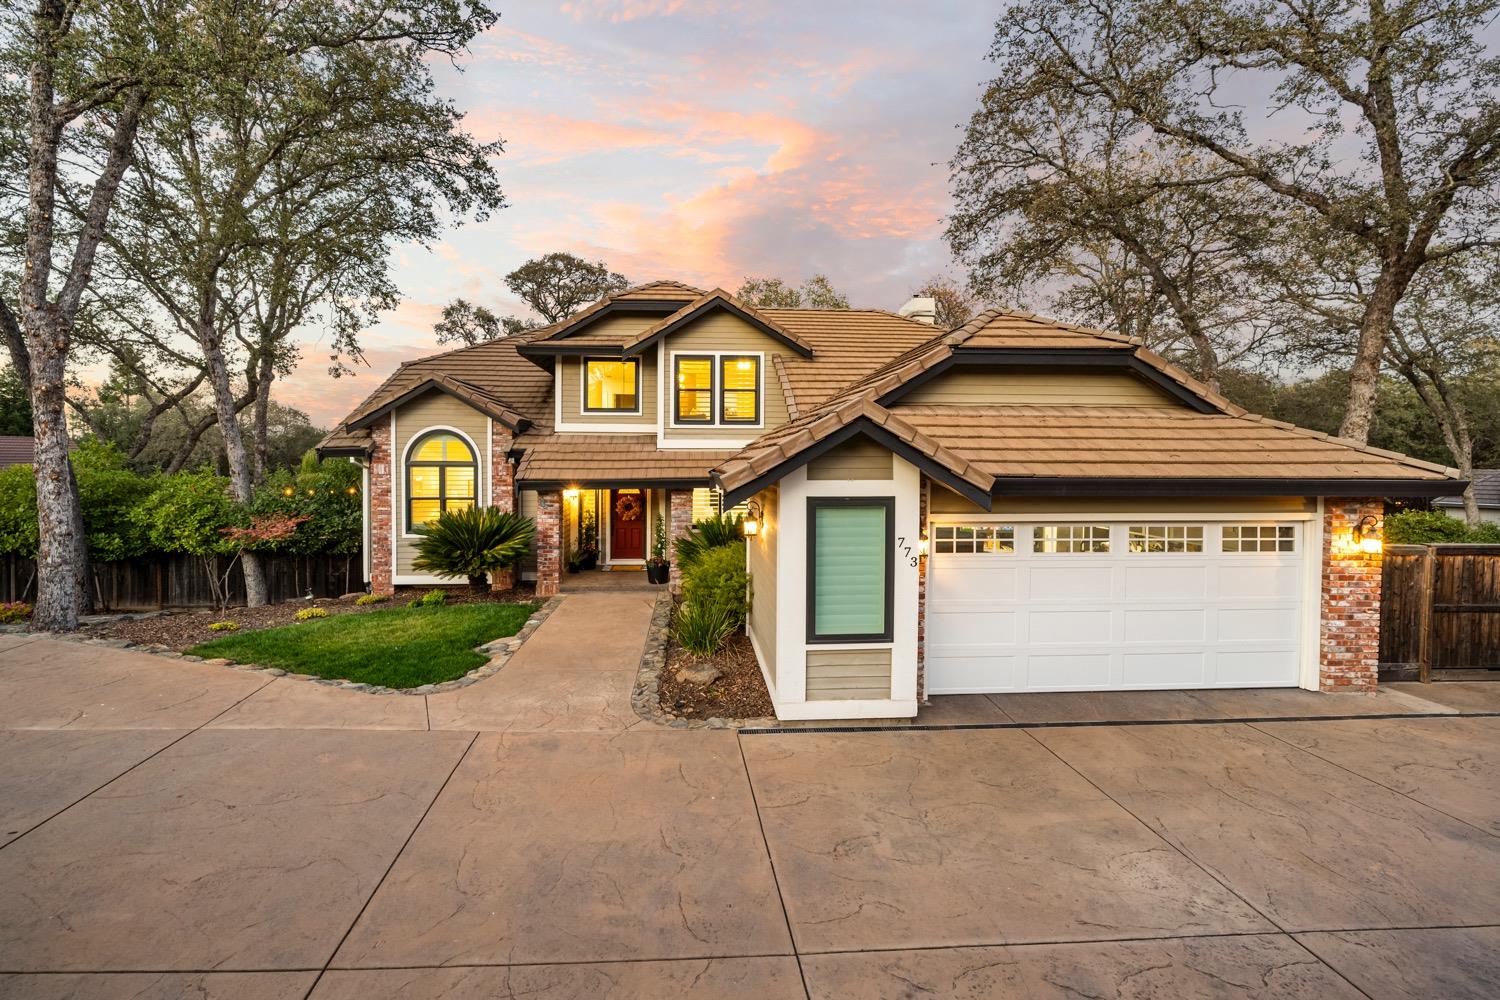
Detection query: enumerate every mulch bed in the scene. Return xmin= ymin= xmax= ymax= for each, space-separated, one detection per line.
xmin=658 ymin=626 xmax=774 ymax=721
xmin=79 ymin=582 xmax=537 ymax=651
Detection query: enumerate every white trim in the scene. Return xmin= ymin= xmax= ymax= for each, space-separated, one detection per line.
xmin=554 ymin=355 xmax=653 ymax=432
xmin=397 ymin=424 xmax=483 ymax=539
xmin=940 ymin=511 xmax=1317 ymax=523
xmin=485 ymin=419 xmax=493 ymax=506
xmin=748 ymin=620 xmax=780 ymax=702
xmin=389 ymin=412 xmax=397 ymax=585
xmin=773 ymin=698 xmax=919 ymax=721
xmin=354 ymin=456 xmax=370 ymax=585
xmin=665 ymin=349 xmax=767 ymax=431
xmin=1300 ymin=497 xmax=1325 ymax=691
xmin=554 ymin=422 xmax=659 ymax=433
xmin=394 ymin=574 xmax=450 ymax=586
xmin=579 ymin=356 xmax=644 ymax=417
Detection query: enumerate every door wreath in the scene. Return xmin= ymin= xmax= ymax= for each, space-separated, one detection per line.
xmin=614 ymin=492 xmax=643 ymax=521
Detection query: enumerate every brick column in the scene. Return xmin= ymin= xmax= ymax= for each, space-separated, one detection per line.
xmin=1320 ymin=498 xmax=1384 ymax=691
xmin=916 ymin=477 xmax=929 ymax=703
xmin=368 ymin=419 xmax=394 ymax=595
xmin=668 ymin=489 xmax=694 ymax=594
xmin=535 ymin=489 xmax=562 ymax=598
xmin=489 ymin=422 xmax=516 ymax=591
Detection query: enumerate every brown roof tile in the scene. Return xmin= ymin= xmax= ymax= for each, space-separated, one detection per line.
xmin=514 ymin=433 xmax=735 ymax=485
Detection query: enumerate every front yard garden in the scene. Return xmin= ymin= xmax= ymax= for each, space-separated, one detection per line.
xmin=187 ymin=599 xmax=538 ymax=688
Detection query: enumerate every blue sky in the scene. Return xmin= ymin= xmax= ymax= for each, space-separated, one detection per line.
xmin=285 ymin=0 xmax=999 ymax=425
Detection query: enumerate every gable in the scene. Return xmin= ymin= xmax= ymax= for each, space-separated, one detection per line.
xmin=663 ymin=309 xmax=794 ymax=355
xmin=895 ymin=367 xmax=1182 ymax=408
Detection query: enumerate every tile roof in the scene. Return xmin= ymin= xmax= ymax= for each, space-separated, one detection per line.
xmin=620 ymin=289 xmax=812 ymax=355
xmin=514 ymin=434 xmax=736 ymax=485
xmin=763 ymin=309 xmax=942 ymax=412
xmin=0 ymin=436 xmax=34 ymax=469
xmin=1434 ymin=469 xmax=1500 ymax=508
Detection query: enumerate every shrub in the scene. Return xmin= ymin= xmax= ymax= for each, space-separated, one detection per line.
xmin=673 ymin=513 xmax=744 ymax=572
xmin=250 ymin=454 xmax=362 ymax=555
xmin=674 ymin=601 xmax=736 ymax=656
xmin=1385 ymin=509 xmax=1500 ymax=544
xmin=295 ymin=607 xmax=328 ymax=621
xmin=208 ymin=621 xmax=240 ymax=632
xmin=420 ymin=588 xmax=447 ymax=607
xmin=412 ymin=506 xmax=535 ymax=590
xmin=0 ymin=601 xmax=32 ymax=623
xmin=355 ymin=594 xmax=388 ymax=606
xmin=134 ymin=470 xmax=243 ymax=557
xmin=683 ymin=541 xmax=750 ymax=626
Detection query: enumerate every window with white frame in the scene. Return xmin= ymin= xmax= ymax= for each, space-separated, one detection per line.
xmin=1128 ymin=524 xmax=1205 ymax=553
xmin=1033 ymin=524 xmax=1110 ymax=553
xmin=1222 ymin=524 xmax=1296 ymax=553
xmin=933 ymin=524 xmax=1014 ymax=554
xmin=672 ymin=352 xmax=762 ymax=426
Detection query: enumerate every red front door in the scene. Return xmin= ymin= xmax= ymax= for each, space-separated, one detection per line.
xmin=609 ymin=489 xmax=646 ymax=560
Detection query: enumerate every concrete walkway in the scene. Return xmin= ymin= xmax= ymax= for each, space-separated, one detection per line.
xmin=2 ymin=607 xmax=1500 ymax=998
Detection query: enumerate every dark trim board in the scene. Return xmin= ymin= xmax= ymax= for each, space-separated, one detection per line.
xmin=317 ymin=445 xmax=369 ymax=458
xmin=987 ymin=477 xmax=1467 ymax=498
xmin=581 ymin=356 xmax=643 ymax=414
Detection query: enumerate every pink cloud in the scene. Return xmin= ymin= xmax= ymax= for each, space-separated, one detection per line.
xmin=558 ymin=0 xmax=741 ymax=23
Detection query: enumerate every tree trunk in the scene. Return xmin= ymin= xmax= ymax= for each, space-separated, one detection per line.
xmin=29 ymin=358 xmax=80 ymax=630
xmin=251 ymin=346 xmax=273 ymax=483
xmin=196 ymin=290 xmax=268 ymax=606
xmin=1340 ymin=266 xmax=1412 ymax=443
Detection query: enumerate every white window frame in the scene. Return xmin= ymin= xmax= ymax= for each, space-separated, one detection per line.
xmin=1032 ymin=523 xmax=1111 ymax=554
xmin=580 ymin=356 xmax=643 ymax=417
xmin=932 ymin=523 xmax=1016 ymax=555
xmin=1222 ymin=523 xmax=1298 ymax=553
xmin=1127 ymin=523 xmax=1206 ymax=554
xmin=398 ymin=423 xmax=484 ymax=539
xmin=666 ymin=349 xmax=766 ymax=430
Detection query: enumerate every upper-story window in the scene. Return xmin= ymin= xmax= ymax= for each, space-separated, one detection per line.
xmin=406 ymin=431 xmax=476 ymax=531
xmin=584 ymin=358 xmax=639 ymax=413
xmin=673 ymin=352 xmax=761 ymax=427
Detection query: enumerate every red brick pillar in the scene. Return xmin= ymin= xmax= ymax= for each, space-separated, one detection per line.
xmin=535 ymin=489 xmax=562 ymax=598
xmin=1320 ymin=498 xmax=1384 ymax=691
xmin=490 ymin=424 xmax=516 ymax=591
xmin=668 ymin=489 xmax=694 ymax=594
xmin=917 ymin=478 xmax=929 ymax=703
xmin=368 ymin=419 xmax=394 ymax=595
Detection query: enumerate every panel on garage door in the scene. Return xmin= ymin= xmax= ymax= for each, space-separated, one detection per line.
xmin=925 ymin=519 xmax=1306 ymax=694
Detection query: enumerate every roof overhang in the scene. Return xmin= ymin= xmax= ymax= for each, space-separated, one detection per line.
xmin=987 ymin=477 xmax=1467 ymax=498
xmin=345 ymin=378 xmax=531 ymax=433
xmin=876 ymin=349 xmax=1222 ymax=414
xmin=520 ymin=477 xmax=714 ymax=490
xmin=715 ymin=419 xmax=994 ymax=511
xmin=623 ymin=295 xmax=814 ymax=358
xmin=545 ymin=299 xmax=688 ymax=340
xmin=316 ymin=444 xmax=370 ymax=458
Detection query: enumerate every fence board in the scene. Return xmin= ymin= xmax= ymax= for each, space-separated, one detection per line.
xmin=1381 ymin=544 xmax=1500 ymax=677
xmin=0 ymin=552 xmax=364 ymax=611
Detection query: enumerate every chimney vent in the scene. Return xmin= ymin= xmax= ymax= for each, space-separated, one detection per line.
xmin=897 ymin=294 xmax=937 ymax=325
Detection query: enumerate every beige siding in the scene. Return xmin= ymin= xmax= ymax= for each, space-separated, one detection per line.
xmin=519 ymin=489 xmax=539 ymax=575
xmin=663 ymin=313 xmax=790 ymax=442
xmin=807 ymin=436 xmax=893 ymax=480
xmin=746 ymin=487 xmax=778 ymax=687
xmin=805 ymin=648 xmax=892 ymax=701
xmin=899 ymin=367 xmax=1177 ymax=406
xmin=393 ymin=393 xmax=490 ymax=576
xmin=929 ymin=486 xmax=1317 ymax=516
xmin=558 ymin=350 xmax=658 ymax=426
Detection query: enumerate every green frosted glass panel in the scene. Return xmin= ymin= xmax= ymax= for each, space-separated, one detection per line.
xmin=813 ymin=504 xmax=887 ymax=637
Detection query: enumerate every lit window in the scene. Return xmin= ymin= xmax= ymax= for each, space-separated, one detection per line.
xmin=720 ymin=356 xmax=760 ymax=423
xmin=674 ymin=356 xmax=714 ymax=423
xmin=933 ymin=524 xmax=1015 ymax=554
xmin=1128 ymin=524 xmax=1205 ymax=553
xmin=809 ymin=498 xmax=892 ymax=642
xmin=1223 ymin=524 xmax=1296 ymax=553
xmin=584 ymin=358 xmax=638 ymax=412
xmin=406 ymin=432 xmax=476 ymax=530
xmin=1033 ymin=524 xmax=1110 ymax=553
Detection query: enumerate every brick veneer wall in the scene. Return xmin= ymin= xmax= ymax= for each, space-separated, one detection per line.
xmin=1320 ymin=497 xmax=1384 ymax=691
xmin=369 ymin=418 xmax=394 ymax=595
xmin=489 ymin=422 xmax=516 ymax=591
xmin=668 ymin=489 xmax=694 ymax=593
xmin=535 ymin=489 xmax=562 ymax=597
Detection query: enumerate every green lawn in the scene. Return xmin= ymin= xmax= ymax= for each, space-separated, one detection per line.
xmin=188 ymin=602 xmax=539 ymax=689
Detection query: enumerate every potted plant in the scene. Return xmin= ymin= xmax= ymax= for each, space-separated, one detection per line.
xmin=566 ymin=554 xmax=581 ymax=574
xmin=647 ymin=513 xmax=670 ymax=584
xmin=579 ymin=510 xmax=599 ymax=570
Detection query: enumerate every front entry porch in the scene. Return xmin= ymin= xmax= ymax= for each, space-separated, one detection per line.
xmin=562 ymin=567 xmax=658 ymax=593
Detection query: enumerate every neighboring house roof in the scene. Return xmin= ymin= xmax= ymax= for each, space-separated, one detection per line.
xmin=1434 ymin=469 xmax=1500 ymax=509
xmin=0 ymin=436 xmax=34 ymax=469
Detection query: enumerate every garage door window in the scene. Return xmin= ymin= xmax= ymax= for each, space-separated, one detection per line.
xmin=808 ymin=497 xmax=893 ymax=643
xmin=1033 ymin=524 xmax=1110 ymax=553
xmin=933 ymin=524 xmax=1014 ymax=554
xmin=1223 ymin=524 xmax=1296 ymax=553
xmin=1128 ymin=524 xmax=1205 ymax=553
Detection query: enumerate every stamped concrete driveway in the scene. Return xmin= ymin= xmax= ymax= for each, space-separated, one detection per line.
xmin=2 ymin=604 xmax=1500 ymax=999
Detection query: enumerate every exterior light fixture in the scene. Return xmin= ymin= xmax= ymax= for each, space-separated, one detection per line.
xmin=1352 ymin=514 xmax=1383 ymax=555
xmin=742 ymin=498 xmax=763 ymax=537
xmin=918 ymin=534 xmax=929 ymax=557
xmin=563 ymin=487 xmax=580 ymax=500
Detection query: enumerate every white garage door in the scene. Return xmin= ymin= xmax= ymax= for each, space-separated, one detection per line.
xmin=925 ymin=519 xmax=1309 ymax=694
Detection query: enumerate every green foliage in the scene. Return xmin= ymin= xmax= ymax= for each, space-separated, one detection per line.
xmin=0 ymin=465 xmax=39 ymax=557
xmin=133 ymin=470 xmax=243 ymax=557
xmin=420 ymin=589 xmax=447 ymax=607
xmin=0 ymin=366 xmax=31 ymax=436
xmin=683 ymin=541 xmax=750 ymax=627
xmin=208 ymin=621 xmax=239 ymax=632
xmin=72 ymin=440 xmax=155 ymax=560
xmin=1385 ymin=510 xmax=1500 ymax=545
xmin=295 ymin=607 xmax=328 ymax=621
xmin=188 ymin=602 xmax=539 ymax=689
xmin=735 ymin=274 xmax=849 ymax=309
xmin=650 ymin=512 xmax=668 ymax=564
xmin=674 ymin=601 xmax=736 ymax=656
xmin=355 ymin=593 xmax=387 ymax=606
xmin=0 ymin=601 xmax=32 ymax=624
xmin=251 ymin=455 xmax=362 ymax=555
xmin=412 ymin=506 xmax=536 ymax=585
xmin=673 ymin=513 xmax=745 ymax=572
xmin=505 ymin=252 xmax=628 ymax=324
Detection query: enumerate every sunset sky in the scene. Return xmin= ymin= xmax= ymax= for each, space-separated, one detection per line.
xmin=281 ymin=1 xmax=1000 ymax=426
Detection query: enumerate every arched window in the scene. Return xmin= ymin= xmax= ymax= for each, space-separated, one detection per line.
xmin=406 ymin=431 xmax=477 ymax=530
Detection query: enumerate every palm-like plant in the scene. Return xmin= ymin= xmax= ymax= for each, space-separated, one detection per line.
xmin=673 ymin=513 xmax=745 ymax=572
xmin=413 ymin=507 xmax=536 ymax=592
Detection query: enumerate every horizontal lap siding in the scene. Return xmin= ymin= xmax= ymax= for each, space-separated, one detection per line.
xmin=899 ymin=368 xmax=1172 ymax=406
xmin=806 ymin=648 xmax=892 ymax=700
xmin=807 ymin=437 xmax=894 ymax=480
xmin=747 ymin=487 xmax=779 ymax=687
xmin=664 ymin=313 xmax=790 ymax=443
xmin=560 ymin=345 xmax=659 ymax=426
xmin=394 ymin=395 xmax=490 ymax=576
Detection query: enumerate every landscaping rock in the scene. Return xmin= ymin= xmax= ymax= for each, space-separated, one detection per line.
xmin=203 ymin=658 xmax=234 ymax=666
xmin=264 ymin=668 xmax=286 ymax=677
xmin=675 ymin=663 xmax=722 ymax=686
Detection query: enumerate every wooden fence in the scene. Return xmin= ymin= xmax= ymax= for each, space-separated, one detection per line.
xmin=0 ymin=552 xmax=365 ymax=612
xmin=1381 ymin=544 xmax=1500 ymax=681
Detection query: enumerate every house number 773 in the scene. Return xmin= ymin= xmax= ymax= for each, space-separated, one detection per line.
xmin=896 ymin=536 xmax=918 ymax=567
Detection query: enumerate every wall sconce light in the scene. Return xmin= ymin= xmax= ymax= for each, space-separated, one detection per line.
xmin=742 ymin=498 xmax=763 ymax=537
xmin=563 ymin=487 xmax=580 ymax=500
xmin=918 ymin=533 xmax=929 ymax=557
xmin=1352 ymin=514 xmax=1383 ymax=555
